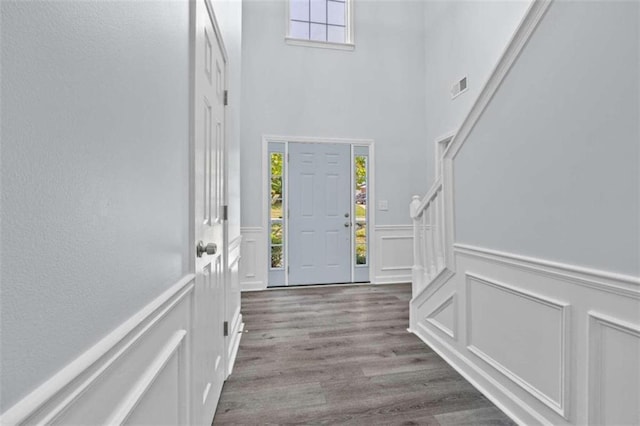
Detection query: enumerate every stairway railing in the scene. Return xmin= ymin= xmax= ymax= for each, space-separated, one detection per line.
xmin=410 ymin=177 xmax=445 ymax=295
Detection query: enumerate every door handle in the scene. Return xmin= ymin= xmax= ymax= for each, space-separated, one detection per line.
xmin=344 ymin=222 xmax=351 ymax=228
xmin=196 ymin=241 xmax=217 ymax=257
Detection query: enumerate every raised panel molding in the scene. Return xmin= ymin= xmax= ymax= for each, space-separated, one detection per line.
xmin=374 ymin=225 xmax=413 ymax=284
xmin=240 ymin=227 xmax=267 ymax=291
xmin=465 ymin=273 xmax=570 ymax=419
xmin=0 ymin=276 xmax=196 ymax=425
xmin=426 ymin=293 xmax=457 ymax=339
xmin=588 ymin=312 xmax=640 ymax=426
xmin=107 ymin=330 xmax=188 ymax=424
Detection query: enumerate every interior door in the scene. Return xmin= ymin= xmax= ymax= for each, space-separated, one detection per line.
xmin=289 ymin=142 xmax=351 ymax=285
xmin=193 ymin=0 xmax=226 ymax=423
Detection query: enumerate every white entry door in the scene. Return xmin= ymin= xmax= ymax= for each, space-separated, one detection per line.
xmin=288 ymin=143 xmax=351 ymax=285
xmin=193 ymin=0 xmax=226 ymax=423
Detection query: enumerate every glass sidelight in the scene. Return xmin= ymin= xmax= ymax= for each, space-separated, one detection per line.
xmin=354 ymin=151 xmax=368 ymax=266
xmin=268 ymin=142 xmax=287 ymax=288
xmin=353 ymin=146 xmax=369 ymax=283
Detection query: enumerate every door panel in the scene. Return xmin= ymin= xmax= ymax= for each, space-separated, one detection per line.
xmin=289 ymin=143 xmax=351 ymax=285
xmin=193 ymin=0 xmax=225 ymax=423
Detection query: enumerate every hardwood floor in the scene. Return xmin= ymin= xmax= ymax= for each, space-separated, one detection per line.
xmin=213 ymin=283 xmax=514 ymax=425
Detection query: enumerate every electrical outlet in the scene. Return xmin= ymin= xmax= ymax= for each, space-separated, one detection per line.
xmin=378 ymin=200 xmax=389 ymax=211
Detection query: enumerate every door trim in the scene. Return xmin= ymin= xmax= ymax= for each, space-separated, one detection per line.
xmin=262 ymin=135 xmax=376 ymax=286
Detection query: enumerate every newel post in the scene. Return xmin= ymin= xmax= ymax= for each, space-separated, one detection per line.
xmin=410 ymin=195 xmax=423 ymax=296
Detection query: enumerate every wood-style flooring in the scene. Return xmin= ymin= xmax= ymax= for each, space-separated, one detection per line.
xmin=213 ymin=283 xmax=514 ymax=425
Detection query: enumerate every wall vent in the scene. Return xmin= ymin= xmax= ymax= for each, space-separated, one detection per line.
xmin=451 ymin=76 xmax=468 ymax=99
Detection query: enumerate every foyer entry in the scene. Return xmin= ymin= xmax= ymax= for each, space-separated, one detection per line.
xmin=265 ymin=138 xmax=372 ymax=287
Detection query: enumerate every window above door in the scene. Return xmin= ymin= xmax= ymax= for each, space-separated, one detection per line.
xmin=286 ymin=0 xmax=355 ymax=51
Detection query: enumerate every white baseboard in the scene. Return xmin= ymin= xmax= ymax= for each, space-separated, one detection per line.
xmin=226 ymin=313 xmax=243 ymax=377
xmin=410 ymin=324 xmax=547 ymax=426
xmin=241 ymin=225 xmax=414 ymax=288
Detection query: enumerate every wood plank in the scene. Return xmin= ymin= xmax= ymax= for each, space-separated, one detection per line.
xmin=213 ymin=283 xmax=514 ymax=425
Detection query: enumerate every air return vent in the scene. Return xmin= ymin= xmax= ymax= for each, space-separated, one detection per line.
xmin=451 ymin=76 xmax=468 ymax=99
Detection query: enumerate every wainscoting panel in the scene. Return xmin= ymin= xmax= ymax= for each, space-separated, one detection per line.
xmin=466 ymin=274 xmax=569 ymax=417
xmin=374 ymin=225 xmax=413 ymax=284
xmin=426 ymin=292 xmax=457 ymax=340
xmin=0 ymin=276 xmax=197 ymax=425
xmin=411 ymin=245 xmax=640 ymax=425
xmin=226 ymin=235 xmax=244 ymax=375
xmin=588 ymin=312 xmax=640 ymax=426
xmin=240 ymin=227 xmax=267 ymax=291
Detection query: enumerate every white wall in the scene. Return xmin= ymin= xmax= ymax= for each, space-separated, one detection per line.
xmin=423 ymin=0 xmax=531 ymax=187
xmin=454 ymin=0 xmax=640 ymax=276
xmin=0 ymin=0 xmax=191 ymax=412
xmin=240 ymin=0 xmax=428 ymax=227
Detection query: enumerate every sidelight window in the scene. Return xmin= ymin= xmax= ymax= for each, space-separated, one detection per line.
xmin=354 ymin=154 xmax=367 ymax=266
xmin=270 ymin=151 xmax=285 ymax=269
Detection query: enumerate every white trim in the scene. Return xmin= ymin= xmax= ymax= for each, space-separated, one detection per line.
xmin=284 ymin=0 xmax=355 ymax=49
xmin=444 ymin=0 xmax=552 ymax=160
xmin=373 ymin=275 xmax=411 ymax=285
xmin=375 ymin=224 xmax=412 ymax=231
xmin=434 ymin=132 xmax=455 ymax=180
xmin=106 ymin=330 xmax=187 ymax=425
xmin=285 ymin=38 xmax=355 ymax=51
xmin=242 ymin=281 xmax=267 ymax=292
xmin=465 ymin=273 xmax=570 ymax=419
xmin=587 ymin=311 xmax=640 ymax=426
xmin=425 ymin=292 xmax=457 ymax=340
xmin=410 ymin=324 xmax=551 ymax=426
xmin=226 ymin=313 xmax=244 ymax=377
xmin=455 ymin=244 xmax=640 ymax=299
xmin=0 ymin=275 xmax=196 ymax=425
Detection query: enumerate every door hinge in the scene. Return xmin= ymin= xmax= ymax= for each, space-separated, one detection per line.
xmin=287 ymin=209 xmax=290 ymax=219
xmin=287 ymin=266 xmax=290 ymax=274
xmin=222 ymin=205 xmax=228 ymax=221
xmin=287 ymin=153 xmax=289 ymax=162
xmin=224 ymin=90 xmax=228 ymax=106
xmin=223 ymin=321 xmax=229 ymax=337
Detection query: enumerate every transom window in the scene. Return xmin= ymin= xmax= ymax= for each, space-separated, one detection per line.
xmin=287 ymin=0 xmax=353 ymax=48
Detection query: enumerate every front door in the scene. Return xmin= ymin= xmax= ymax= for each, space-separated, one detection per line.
xmin=288 ymin=143 xmax=351 ymax=285
xmin=193 ymin=0 xmax=226 ymax=422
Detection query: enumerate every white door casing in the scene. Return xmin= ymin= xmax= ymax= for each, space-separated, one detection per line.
xmin=193 ymin=0 xmax=226 ymax=423
xmin=288 ymin=142 xmax=352 ymax=285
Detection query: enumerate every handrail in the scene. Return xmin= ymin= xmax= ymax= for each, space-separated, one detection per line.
xmin=410 ymin=177 xmax=442 ymax=219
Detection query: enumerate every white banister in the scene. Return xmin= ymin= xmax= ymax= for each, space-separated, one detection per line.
xmin=410 ymin=179 xmax=446 ymax=295
xmin=410 ymin=195 xmax=424 ymax=295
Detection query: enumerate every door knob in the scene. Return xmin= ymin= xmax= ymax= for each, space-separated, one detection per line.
xmin=196 ymin=241 xmax=217 ymax=257
xmin=344 ymin=222 xmax=351 ymax=228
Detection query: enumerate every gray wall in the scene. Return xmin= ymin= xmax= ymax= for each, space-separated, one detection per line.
xmin=240 ymin=0 xmax=428 ymax=226
xmin=424 ymin=0 xmax=531 ymax=188
xmin=0 ymin=1 xmax=191 ymax=411
xmin=454 ymin=0 xmax=640 ymax=276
